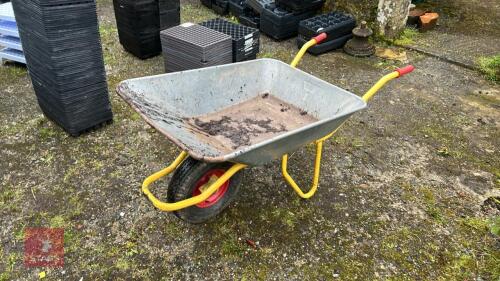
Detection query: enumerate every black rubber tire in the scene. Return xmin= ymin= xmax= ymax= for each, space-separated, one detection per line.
xmin=167 ymin=157 xmax=243 ymax=224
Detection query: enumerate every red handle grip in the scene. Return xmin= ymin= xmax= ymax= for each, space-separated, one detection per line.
xmin=396 ymin=65 xmax=415 ymax=77
xmin=313 ymin=33 xmax=327 ymax=44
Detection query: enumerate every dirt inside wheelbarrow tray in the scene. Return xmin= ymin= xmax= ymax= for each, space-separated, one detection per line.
xmin=186 ymin=94 xmax=317 ymax=151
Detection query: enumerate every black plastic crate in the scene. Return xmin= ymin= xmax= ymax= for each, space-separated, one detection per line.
xmin=276 ymin=0 xmax=325 ymax=12
xmin=200 ymin=0 xmax=212 ymax=8
xmin=246 ymin=0 xmax=274 ymax=14
xmin=159 ymin=0 xmax=180 ymax=29
xmin=296 ymin=33 xmax=351 ymax=55
xmin=200 ymin=18 xmax=260 ymax=62
xmin=260 ymin=6 xmax=316 ymax=40
xmin=118 ymin=29 xmax=162 ymax=58
xmin=238 ymin=13 xmax=260 ymax=28
xmin=212 ymin=0 xmax=229 ymax=15
xmin=113 ymin=0 xmax=164 ymax=58
xmin=228 ymin=0 xmax=249 ymax=16
xmin=298 ymin=12 xmax=356 ymax=41
xmin=159 ymin=0 xmax=179 ymax=10
xmin=160 ymin=8 xmax=180 ymax=30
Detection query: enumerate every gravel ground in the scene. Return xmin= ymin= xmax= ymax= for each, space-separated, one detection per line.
xmin=406 ymin=0 xmax=500 ymax=68
xmin=0 ymin=0 xmax=499 ymax=280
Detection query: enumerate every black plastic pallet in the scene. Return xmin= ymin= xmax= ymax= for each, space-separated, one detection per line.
xmin=260 ymin=6 xmax=317 ymax=40
xmin=276 ymin=0 xmax=325 ymax=12
xmin=297 ymin=33 xmax=352 ymax=55
xmin=298 ymin=12 xmax=356 ymax=42
xmin=200 ymin=18 xmax=260 ymax=62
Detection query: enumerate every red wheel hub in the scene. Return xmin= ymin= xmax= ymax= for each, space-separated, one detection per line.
xmin=192 ymin=169 xmax=230 ymax=208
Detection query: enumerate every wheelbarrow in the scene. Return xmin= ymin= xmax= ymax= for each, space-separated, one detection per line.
xmin=116 ymin=33 xmax=415 ymax=223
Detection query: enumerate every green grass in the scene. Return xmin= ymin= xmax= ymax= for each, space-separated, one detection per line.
xmin=478 ymin=54 xmax=500 ymax=82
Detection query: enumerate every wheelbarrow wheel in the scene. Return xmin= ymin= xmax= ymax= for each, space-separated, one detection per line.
xmin=167 ymin=157 xmax=243 ymax=224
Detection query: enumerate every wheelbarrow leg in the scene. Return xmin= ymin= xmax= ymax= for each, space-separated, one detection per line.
xmin=281 ymin=140 xmax=324 ymax=199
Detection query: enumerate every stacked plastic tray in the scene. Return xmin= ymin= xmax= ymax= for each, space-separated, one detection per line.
xmin=297 ymin=12 xmax=356 ymax=55
xmin=113 ymin=0 xmax=161 ymax=59
xmin=0 ymin=2 xmax=25 ymax=64
xmin=159 ymin=0 xmax=180 ymax=30
xmin=258 ymin=0 xmax=324 ymax=40
xmin=11 ymin=0 xmax=113 ymax=136
xmin=114 ymin=0 xmax=180 ymax=59
xmin=260 ymin=5 xmax=317 ymax=40
xmin=199 ymin=18 xmax=259 ymax=62
xmin=160 ymin=23 xmax=232 ymax=72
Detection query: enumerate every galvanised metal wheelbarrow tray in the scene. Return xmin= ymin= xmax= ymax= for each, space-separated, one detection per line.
xmin=116 ymin=34 xmax=415 ymax=223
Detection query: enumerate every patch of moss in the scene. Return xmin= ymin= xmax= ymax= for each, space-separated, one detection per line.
xmin=420 ymin=187 xmax=445 ymax=223
xmin=220 ymin=238 xmax=245 ymax=257
xmin=0 ymin=184 xmax=22 ymax=213
xmin=115 ymin=258 xmax=131 ymax=271
xmin=393 ymin=28 xmax=420 ymax=46
xmin=271 ymin=208 xmax=297 ymax=229
xmin=39 ymin=126 xmax=58 ymax=140
xmin=489 ymin=216 xmax=500 ymax=236
xmin=99 ymin=23 xmax=119 ymax=66
xmin=0 ymin=272 xmax=10 ymax=281
xmin=477 ymin=54 xmax=500 ymax=82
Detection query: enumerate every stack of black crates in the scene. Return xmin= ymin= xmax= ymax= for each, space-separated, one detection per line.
xmin=297 ymin=12 xmax=356 ymax=55
xmin=12 ymin=0 xmax=113 ymax=136
xmin=201 ymin=0 xmax=229 ymax=15
xmin=113 ymin=0 xmax=180 ymax=59
xmin=228 ymin=0 xmax=260 ymax=28
xmin=260 ymin=0 xmax=324 ymax=40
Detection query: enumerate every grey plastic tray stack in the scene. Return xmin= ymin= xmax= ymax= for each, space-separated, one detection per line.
xmin=11 ymin=0 xmax=113 ymax=136
xmin=199 ymin=18 xmax=260 ymax=62
xmin=160 ymin=23 xmax=232 ymax=72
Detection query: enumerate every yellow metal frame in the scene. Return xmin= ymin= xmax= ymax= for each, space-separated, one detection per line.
xmin=281 ymin=38 xmax=404 ymax=199
xmin=142 ymin=151 xmax=247 ymax=212
xmin=141 ymin=36 xmax=408 ymax=212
